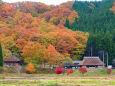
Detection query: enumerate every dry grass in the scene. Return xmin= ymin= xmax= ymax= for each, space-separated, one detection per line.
xmin=0 ymin=74 xmax=115 ymax=86
xmin=0 ymin=69 xmax=115 ymax=86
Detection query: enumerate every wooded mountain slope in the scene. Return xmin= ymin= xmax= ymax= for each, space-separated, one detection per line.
xmin=0 ymin=1 xmax=88 ymax=65
xmin=65 ymin=0 xmax=115 ymax=65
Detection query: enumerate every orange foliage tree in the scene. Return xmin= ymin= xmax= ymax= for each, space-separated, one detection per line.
xmin=11 ymin=2 xmax=52 ymax=14
xmin=26 ymin=63 xmax=36 ymax=73
xmin=56 ymin=31 xmax=79 ymax=54
xmin=47 ymin=45 xmax=64 ymax=65
xmin=21 ymin=42 xmax=49 ymax=65
xmin=0 ymin=1 xmax=88 ymax=66
xmin=10 ymin=11 xmax=38 ymax=28
xmin=39 ymin=6 xmax=79 ymax=25
xmin=110 ymin=2 xmax=115 ymax=13
xmin=0 ymin=4 xmax=16 ymax=18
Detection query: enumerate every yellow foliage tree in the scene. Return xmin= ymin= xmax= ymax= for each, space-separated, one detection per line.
xmin=26 ymin=63 xmax=36 ymax=73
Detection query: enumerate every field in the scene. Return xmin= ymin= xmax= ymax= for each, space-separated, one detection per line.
xmin=0 ymin=69 xmax=115 ymax=86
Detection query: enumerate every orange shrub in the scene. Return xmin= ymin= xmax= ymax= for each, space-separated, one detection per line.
xmin=26 ymin=63 xmax=36 ymax=73
xmin=106 ymin=69 xmax=111 ymax=75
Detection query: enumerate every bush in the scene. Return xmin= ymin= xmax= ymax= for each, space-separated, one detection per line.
xmin=66 ymin=69 xmax=74 ymax=75
xmin=106 ymin=69 xmax=112 ymax=75
xmin=26 ymin=63 xmax=36 ymax=74
xmin=79 ymin=68 xmax=87 ymax=74
xmin=55 ymin=67 xmax=63 ymax=74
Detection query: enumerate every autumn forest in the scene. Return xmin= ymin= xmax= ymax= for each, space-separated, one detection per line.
xmin=0 ymin=0 xmax=115 ymax=66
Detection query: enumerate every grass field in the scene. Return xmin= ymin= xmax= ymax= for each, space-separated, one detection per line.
xmin=0 ymin=76 xmax=115 ymax=86
xmin=0 ymin=69 xmax=115 ymax=86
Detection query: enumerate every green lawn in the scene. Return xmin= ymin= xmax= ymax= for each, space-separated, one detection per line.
xmin=0 ymin=79 xmax=115 ymax=86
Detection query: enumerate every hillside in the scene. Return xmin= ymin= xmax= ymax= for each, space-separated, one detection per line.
xmin=0 ymin=1 xmax=88 ymax=65
xmin=66 ymin=0 xmax=115 ymax=65
xmin=10 ymin=2 xmax=53 ymax=14
xmin=10 ymin=1 xmax=78 ymax=25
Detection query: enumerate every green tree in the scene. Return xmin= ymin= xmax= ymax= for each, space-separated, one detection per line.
xmin=64 ymin=19 xmax=70 ymax=28
xmin=96 ymin=32 xmax=113 ymax=64
xmin=0 ymin=42 xmax=3 ymax=67
xmin=70 ymin=0 xmax=115 ymax=64
xmin=31 ymin=12 xmax=38 ymax=17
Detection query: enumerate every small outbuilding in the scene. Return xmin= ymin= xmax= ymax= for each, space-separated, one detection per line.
xmin=73 ymin=61 xmax=81 ymax=67
xmin=4 ymin=55 xmax=20 ymax=66
xmin=78 ymin=57 xmax=104 ymax=68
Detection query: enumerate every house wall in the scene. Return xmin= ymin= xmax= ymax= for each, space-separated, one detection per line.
xmin=5 ymin=63 xmax=19 ymax=67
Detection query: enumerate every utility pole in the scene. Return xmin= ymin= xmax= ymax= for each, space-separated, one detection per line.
xmin=106 ymin=52 xmax=108 ymax=67
xmin=91 ymin=46 xmax=92 ymax=57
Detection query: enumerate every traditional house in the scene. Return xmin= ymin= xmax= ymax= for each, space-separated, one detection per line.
xmin=78 ymin=57 xmax=104 ymax=68
xmin=4 ymin=55 xmax=20 ymax=66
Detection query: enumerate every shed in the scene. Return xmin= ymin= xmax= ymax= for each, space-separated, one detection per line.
xmin=73 ymin=61 xmax=81 ymax=67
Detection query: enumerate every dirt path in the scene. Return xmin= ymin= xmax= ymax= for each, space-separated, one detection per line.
xmin=0 ymin=76 xmax=115 ymax=82
xmin=0 ymin=73 xmax=115 ymax=84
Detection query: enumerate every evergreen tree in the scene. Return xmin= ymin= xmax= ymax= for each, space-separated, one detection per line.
xmin=68 ymin=0 xmax=115 ymax=64
xmin=0 ymin=42 xmax=3 ymax=67
xmin=64 ymin=19 xmax=70 ymax=28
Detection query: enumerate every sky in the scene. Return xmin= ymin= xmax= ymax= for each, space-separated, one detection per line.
xmin=2 ymin=0 xmax=102 ymax=5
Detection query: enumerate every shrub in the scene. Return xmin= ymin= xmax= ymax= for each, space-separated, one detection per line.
xmin=79 ymin=68 xmax=87 ymax=74
xmin=66 ymin=69 xmax=74 ymax=75
xmin=26 ymin=63 xmax=36 ymax=74
xmin=106 ymin=69 xmax=112 ymax=75
xmin=55 ymin=67 xmax=63 ymax=74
